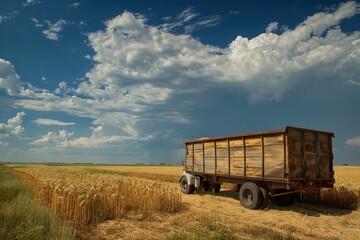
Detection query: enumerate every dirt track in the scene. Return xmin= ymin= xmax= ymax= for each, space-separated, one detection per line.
xmin=78 ymin=185 xmax=360 ymax=240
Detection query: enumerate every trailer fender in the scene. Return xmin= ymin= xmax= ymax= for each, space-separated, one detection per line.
xmin=180 ymin=171 xmax=200 ymax=188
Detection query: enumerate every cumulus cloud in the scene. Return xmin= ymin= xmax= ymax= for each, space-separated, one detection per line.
xmin=345 ymin=137 xmax=360 ymax=146
xmin=0 ymin=59 xmax=22 ymax=96
xmin=42 ymin=19 xmax=68 ymax=41
xmin=32 ymin=130 xmax=74 ymax=145
xmin=32 ymin=126 xmax=134 ymax=148
xmin=3 ymin=1 xmax=360 ymax=150
xmin=33 ymin=118 xmax=76 ymax=126
xmin=84 ymin=1 xmax=360 ymax=104
xmin=0 ymin=112 xmax=26 ymax=137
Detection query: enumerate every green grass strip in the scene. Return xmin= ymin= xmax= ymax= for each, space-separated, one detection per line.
xmin=0 ymin=164 xmax=75 ymax=240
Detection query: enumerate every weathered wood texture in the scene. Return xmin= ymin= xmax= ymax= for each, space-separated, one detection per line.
xmin=185 ymin=127 xmax=334 ymax=183
xmin=287 ymin=129 xmax=333 ymax=180
xmin=186 ymin=134 xmax=285 ymax=179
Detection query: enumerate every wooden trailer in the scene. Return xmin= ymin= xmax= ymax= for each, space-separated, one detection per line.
xmin=179 ymin=126 xmax=335 ymax=209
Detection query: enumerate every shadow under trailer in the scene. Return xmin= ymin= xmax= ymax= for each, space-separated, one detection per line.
xmin=179 ymin=126 xmax=335 ymax=210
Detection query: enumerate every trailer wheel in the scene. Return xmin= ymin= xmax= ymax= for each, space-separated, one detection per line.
xmin=239 ymin=182 xmax=262 ymax=210
xmin=214 ymin=184 xmax=221 ymax=193
xmin=202 ymin=181 xmax=210 ymax=191
xmin=180 ymin=176 xmax=194 ymax=194
xmin=209 ymin=183 xmax=221 ymax=193
xmin=259 ymin=186 xmax=269 ymax=209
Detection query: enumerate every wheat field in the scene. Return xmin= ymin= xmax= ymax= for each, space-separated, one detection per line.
xmin=12 ymin=166 xmax=181 ymax=225
xmin=7 ymin=164 xmax=360 ymax=239
xmin=51 ymin=164 xmax=360 ymax=210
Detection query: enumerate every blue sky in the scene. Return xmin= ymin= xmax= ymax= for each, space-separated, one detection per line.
xmin=0 ymin=0 xmax=359 ymax=165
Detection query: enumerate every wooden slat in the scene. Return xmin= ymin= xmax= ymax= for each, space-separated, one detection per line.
xmin=304 ymin=132 xmax=316 ymax=153
xmin=216 ymin=140 xmax=228 ymax=174
xmin=229 ymin=139 xmax=243 ymax=147
xmin=245 ymin=143 xmax=262 ymax=177
xmin=264 ymin=135 xmax=284 ymax=145
xmin=204 ymin=141 xmax=215 ymax=174
xmin=319 ymin=133 xmax=331 ymax=154
xmin=288 ymin=154 xmax=302 ymax=178
xmin=305 ymin=154 xmax=316 ymax=179
xmin=264 ymin=143 xmax=284 ymax=179
xmin=185 ymin=143 xmax=193 ymax=171
xmin=216 ymin=140 xmax=228 ymax=148
xmin=287 ymin=130 xmax=302 ymax=153
xmin=229 ymin=138 xmax=244 ymax=176
xmin=193 ymin=143 xmax=203 ymax=172
xmin=245 ymin=137 xmax=262 ymax=146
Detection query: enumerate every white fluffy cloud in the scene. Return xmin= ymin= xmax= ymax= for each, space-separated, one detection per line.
xmin=345 ymin=137 xmax=360 ymax=146
xmin=42 ymin=19 xmax=68 ymax=41
xmin=84 ymin=1 xmax=360 ymax=104
xmin=0 ymin=59 xmax=22 ymax=96
xmin=32 ymin=130 xmax=73 ymax=145
xmin=33 ymin=118 xmax=76 ymax=126
xmin=32 ymin=126 xmax=134 ymax=148
xmin=0 ymin=112 xmax=26 ymax=137
xmin=266 ymin=22 xmax=279 ymax=33
xmin=0 ymin=58 xmax=58 ymax=98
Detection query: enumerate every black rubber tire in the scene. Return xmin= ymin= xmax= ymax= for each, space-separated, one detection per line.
xmin=214 ymin=184 xmax=221 ymax=193
xmin=239 ymin=182 xmax=262 ymax=210
xmin=259 ymin=186 xmax=269 ymax=209
xmin=180 ymin=176 xmax=194 ymax=194
xmin=203 ymin=181 xmax=210 ymax=191
xmin=209 ymin=183 xmax=221 ymax=194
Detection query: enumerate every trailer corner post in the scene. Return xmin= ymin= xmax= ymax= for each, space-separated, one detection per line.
xmin=261 ymin=135 xmax=264 ymax=180
xmin=192 ymin=142 xmax=194 ymax=173
xmin=227 ymin=138 xmax=231 ymax=176
xmin=214 ymin=140 xmax=217 ymax=175
xmin=200 ymin=141 xmax=203 ymax=173
xmin=243 ymin=137 xmax=246 ymax=177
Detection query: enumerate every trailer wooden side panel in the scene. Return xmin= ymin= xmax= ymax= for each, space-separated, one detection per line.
xmin=184 ymin=126 xmax=334 ymax=189
xmin=185 ymin=135 xmax=285 ymax=180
